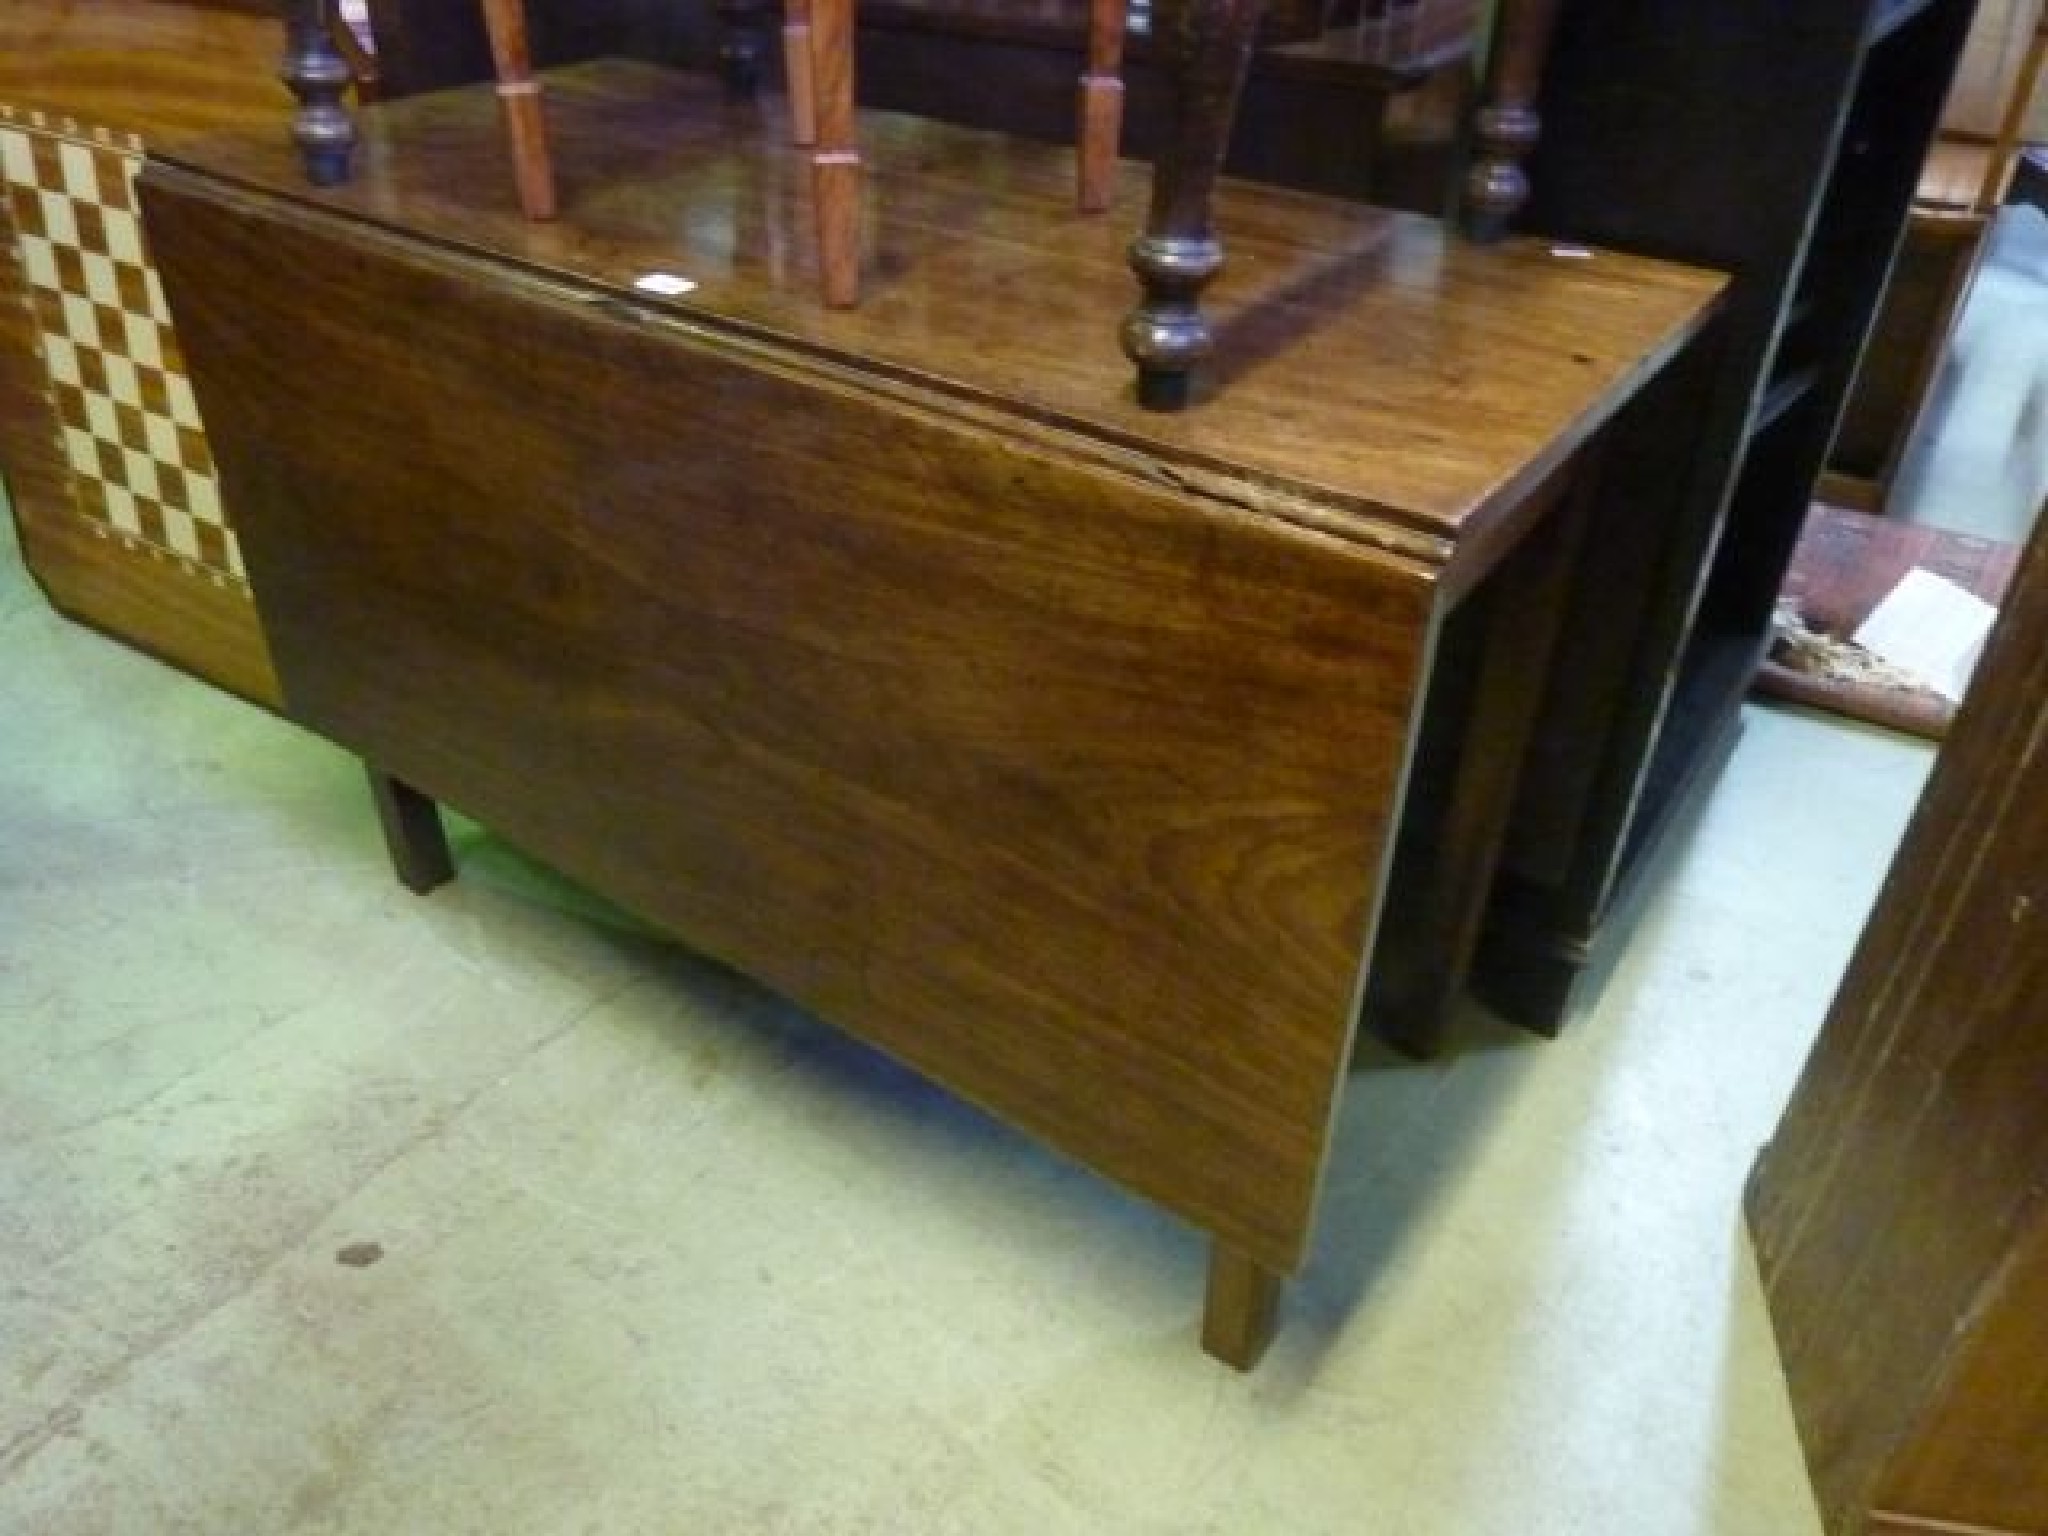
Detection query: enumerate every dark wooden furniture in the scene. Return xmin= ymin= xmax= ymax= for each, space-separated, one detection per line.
xmin=310 ymin=0 xmax=1494 ymax=403
xmin=1474 ymin=0 xmax=1980 ymax=1036
xmin=141 ymin=61 xmax=1721 ymax=1366
xmin=1747 ymin=494 xmax=2048 ymax=1536
xmin=351 ymin=0 xmax=1477 ymax=210
xmin=1825 ymin=10 xmax=2047 ymax=510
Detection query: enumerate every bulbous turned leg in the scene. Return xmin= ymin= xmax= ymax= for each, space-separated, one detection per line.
xmin=1461 ymin=0 xmax=1562 ymax=242
xmin=282 ymin=0 xmax=356 ymax=187
xmin=1122 ymin=234 xmax=1224 ymax=411
xmin=1119 ymin=0 xmax=1263 ymax=411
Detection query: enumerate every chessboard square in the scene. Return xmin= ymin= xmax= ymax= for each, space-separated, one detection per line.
xmin=7 ymin=184 xmax=46 ymax=239
xmin=101 ymin=154 xmax=138 ymax=213
xmin=31 ymin=285 xmax=66 ymax=337
xmin=100 ymin=204 xmax=144 ymax=268
xmin=102 ymin=352 xmax=141 ymax=407
xmin=94 ymin=436 xmax=125 ymax=484
xmin=101 ymin=481 xmax=140 ymax=538
xmin=194 ymin=517 xmax=227 ymax=570
xmin=130 ymin=496 xmax=167 ymax=550
xmin=37 ymin=188 xmax=77 ymax=247
xmin=80 ymin=248 xmax=121 ymax=307
xmin=18 ymin=231 xmax=58 ymax=291
xmin=58 ymin=141 xmax=100 ymax=202
xmin=74 ymin=199 xmax=106 ymax=256
xmin=177 ymin=426 xmax=212 ymax=477
xmin=84 ymin=391 xmax=118 ymax=442
xmin=122 ymin=446 xmax=161 ymax=502
xmin=93 ymin=301 xmax=127 ymax=356
xmin=187 ymin=472 xmax=223 ymax=525
xmin=113 ymin=401 xmax=150 ymax=453
xmin=166 ymin=373 xmax=202 ymax=430
xmin=145 ymin=411 xmax=181 ymax=465
xmin=143 ymin=267 xmax=172 ymax=326
xmin=0 ymin=127 xmax=34 ymax=188
xmin=62 ymin=424 xmax=98 ymax=478
xmin=42 ymin=332 xmax=80 ymax=387
xmin=77 ymin=345 xmax=108 ymax=396
xmin=50 ymin=378 xmax=89 ymax=432
xmin=136 ymin=363 xmax=171 ymax=418
xmin=28 ymin=131 xmax=63 ymax=182
xmin=54 ymin=242 xmax=87 ymax=296
xmin=224 ymin=527 xmax=246 ymax=580
xmin=157 ymin=459 xmax=191 ymax=513
xmin=115 ymin=261 xmax=150 ymax=316
xmin=59 ymin=292 xmax=101 ymax=348
xmin=123 ymin=310 xmax=164 ymax=370
xmin=158 ymin=504 xmax=200 ymax=561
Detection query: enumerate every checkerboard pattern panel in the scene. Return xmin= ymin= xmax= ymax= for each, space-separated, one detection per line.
xmin=1 ymin=107 xmax=244 ymax=583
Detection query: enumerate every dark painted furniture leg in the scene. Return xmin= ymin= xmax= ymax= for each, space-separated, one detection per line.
xmin=1202 ymin=1242 xmax=1282 ymax=1369
xmin=718 ymin=0 xmax=771 ymax=97
xmin=1120 ymin=0 xmax=1265 ymax=410
xmin=1462 ymin=0 xmax=1562 ymax=240
xmin=283 ymin=0 xmax=357 ymax=186
xmin=366 ymin=765 xmax=456 ymax=894
xmin=1378 ymin=463 xmax=1593 ymax=1057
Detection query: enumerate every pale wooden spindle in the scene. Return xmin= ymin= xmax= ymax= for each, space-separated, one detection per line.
xmin=784 ymin=0 xmax=820 ymax=145
xmin=808 ymin=0 xmax=862 ymax=307
xmin=1077 ymin=0 xmax=1130 ymax=212
xmin=478 ymin=0 xmax=558 ymax=221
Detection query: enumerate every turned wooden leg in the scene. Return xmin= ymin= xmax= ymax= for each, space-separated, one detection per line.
xmin=282 ymin=0 xmax=356 ymax=187
xmin=1202 ymin=1242 xmax=1282 ymax=1369
xmin=1462 ymin=0 xmax=1563 ymax=241
xmin=1120 ymin=0 xmax=1265 ymax=410
xmin=783 ymin=0 xmax=819 ymax=145
xmin=807 ymin=0 xmax=861 ymax=307
xmin=478 ymin=0 xmax=558 ymax=222
xmin=717 ymin=0 xmax=771 ymax=97
xmin=366 ymin=766 xmax=455 ymax=895
xmin=1076 ymin=0 xmax=1128 ymax=213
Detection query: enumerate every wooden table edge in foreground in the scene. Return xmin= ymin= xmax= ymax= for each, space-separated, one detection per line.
xmin=141 ymin=68 xmax=1723 ymax=1368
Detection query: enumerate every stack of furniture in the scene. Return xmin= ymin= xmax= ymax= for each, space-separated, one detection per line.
xmin=1474 ymin=0 xmax=1981 ymax=1032
xmin=1825 ymin=2 xmax=2048 ymax=510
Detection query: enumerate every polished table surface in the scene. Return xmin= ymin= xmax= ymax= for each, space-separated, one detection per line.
xmin=143 ymin=62 xmax=1723 ymax=1364
xmin=167 ymin=61 xmax=1720 ymax=586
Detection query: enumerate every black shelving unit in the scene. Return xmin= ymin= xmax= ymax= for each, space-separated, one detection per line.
xmin=1475 ymin=0 xmax=1978 ymax=1031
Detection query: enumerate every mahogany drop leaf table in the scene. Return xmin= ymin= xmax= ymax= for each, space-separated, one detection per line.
xmin=141 ymin=62 xmax=1722 ymax=1367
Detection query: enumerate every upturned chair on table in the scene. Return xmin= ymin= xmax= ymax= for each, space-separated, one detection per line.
xmin=279 ymin=0 xmax=1563 ymax=408
xmin=465 ymin=0 xmax=1130 ymax=309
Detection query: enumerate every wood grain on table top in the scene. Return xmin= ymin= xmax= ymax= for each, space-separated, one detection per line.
xmin=156 ymin=60 xmax=1726 ymax=567
xmin=0 ymin=1 xmax=285 ymax=145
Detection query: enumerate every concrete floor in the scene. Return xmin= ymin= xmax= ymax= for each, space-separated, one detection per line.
xmin=1894 ymin=202 xmax=2048 ymax=542
xmin=0 ymin=492 xmax=1937 ymax=1531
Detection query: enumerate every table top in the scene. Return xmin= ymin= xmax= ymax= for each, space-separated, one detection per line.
xmin=157 ymin=60 xmax=1726 ymax=571
xmin=0 ymin=1 xmax=284 ymax=147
